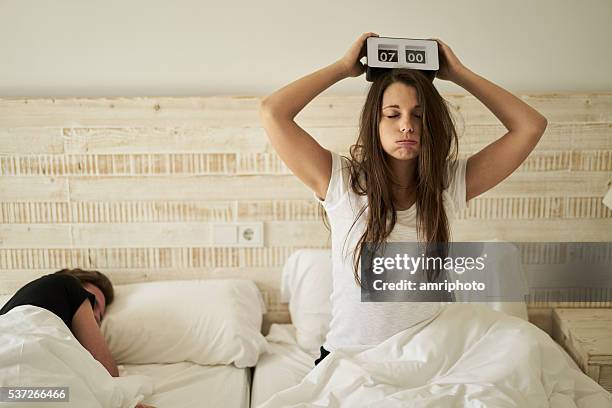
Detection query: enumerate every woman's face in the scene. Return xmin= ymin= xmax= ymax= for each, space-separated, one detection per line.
xmin=378 ymin=82 xmax=423 ymax=161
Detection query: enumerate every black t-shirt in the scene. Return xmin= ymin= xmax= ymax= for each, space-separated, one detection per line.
xmin=0 ymin=274 xmax=96 ymax=331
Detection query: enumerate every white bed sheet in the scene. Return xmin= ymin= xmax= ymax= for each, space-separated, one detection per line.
xmin=251 ymin=324 xmax=316 ymax=408
xmin=252 ymin=320 xmax=586 ymax=408
xmin=121 ymin=362 xmax=250 ymax=408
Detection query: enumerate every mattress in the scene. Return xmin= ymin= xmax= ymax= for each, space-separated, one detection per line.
xmin=121 ymin=362 xmax=251 ymax=408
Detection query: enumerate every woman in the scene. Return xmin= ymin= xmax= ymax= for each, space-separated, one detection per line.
xmin=0 ymin=269 xmax=156 ymax=408
xmin=259 ymin=32 xmax=547 ymax=366
xmin=1 ymin=269 xmax=120 ymax=376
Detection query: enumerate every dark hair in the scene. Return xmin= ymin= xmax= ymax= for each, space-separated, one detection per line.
xmin=329 ymin=68 xmax=459 ymax=285
xmin=55 ymin=268 xmax=115 ymax=306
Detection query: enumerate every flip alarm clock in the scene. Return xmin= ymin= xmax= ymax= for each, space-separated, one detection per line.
xmin=365 ymin=37 xmax=439 ymax=82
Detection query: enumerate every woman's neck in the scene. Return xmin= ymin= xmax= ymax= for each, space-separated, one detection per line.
xmin=387 ymin=157 xmax=418 ymax=210
xmin=387 ymin=157 xmax=417 ymax=186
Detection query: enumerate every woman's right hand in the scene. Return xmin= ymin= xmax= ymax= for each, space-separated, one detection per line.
xmin=337 ymin=32 xmax=379 ymax=78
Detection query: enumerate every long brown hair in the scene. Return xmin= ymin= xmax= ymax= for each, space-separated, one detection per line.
xmin=328 ymin=68 xmax=460 ymax=285
xmin=55 ymin=268 xmax=115 ymax=306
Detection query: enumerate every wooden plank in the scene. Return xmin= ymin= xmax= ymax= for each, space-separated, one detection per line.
xmin=0 ymin=196 xmax=609 ymax=224
xmin=458 ymin=122 xmax=612 ymax=152
xmin=528 ymin=300 xmax=612 ymax=310
xmin=65 ymin=172 xmax=611 ymax=202
xmin=0 ymin=225 xmax=72 ymax=248
xmin=438 ymin=94 xmax=612 ymax=124
xmin=0 ymin=128 xmax=64 ymax=154
xmin=237 ymin=200 xmax=322 ymax=221
xmin=0 ymin=202 xmax=71 ymax=223
xmin=453 ymin=219 xmax=612 ymax=241
xmin=63 ymin=127 xmax=269 ymax=154
xmin=600 ymin=366 xmax=612 ymax=392
xmin=4 ymin=219 xmax=608 ymax=252
xmin=266 ymin=221 xmax=329 ymax=247
xmin=479 ymin=172 xmax=609 ymax=197
xmin=317 ymin=123 xmax=612 ymax=153
xmin=586 ymin=365 xmax=601 ymax=382
xmin=553 ymin=308 xmax=612 ymax=385
xmin=28 ymin=122 xmax=609 ymax=156
xmin=0 ymin=177 xmax=68 ymax=202
xmin=71 ymin=221 xmax=329 ymax=248
xmin=0 ymin=247 xmax=324 ymax=270
xmin=8 ymin=219 xmax=607 ymax=250
xmin=0 ymin=201 xmax=236 ymax=223
xmin=14 ymin=122 xmax=604 ymax=159
xmin=72 ymin=223 xmax=212 ymax=248
xmin=553 ymin=309 xmax=612 ymax=358
xmin=0 ymin=97 xmax=261 ymax=128
xmin=0 ymin=266 xmax=283 ymax=293
xmin=1 ymin=94 xmax=611 ymax=127
xmin=0 ymin=153 xmax=239 ymax=176
xmin=2 ymin=150 xmax=609 ymax=176
xmin=68 ymin=176 xmax=312 ymax=201
xmin=526 ymin=286 xmax=612 ymax=309
xmin=299 ymin=94 xmax=612 ymax=126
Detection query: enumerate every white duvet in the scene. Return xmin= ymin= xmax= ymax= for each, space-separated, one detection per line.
xmin=0 ymin=305 xmax=153 ymax=408
xmin=259 ymin=304 xmax=612 ymax=408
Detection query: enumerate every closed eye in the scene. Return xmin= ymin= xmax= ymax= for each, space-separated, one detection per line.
xmin=384 ymin=114 xmax=421 ymax=119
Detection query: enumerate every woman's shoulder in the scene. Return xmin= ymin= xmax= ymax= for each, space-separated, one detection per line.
xmin=316 ymin=151 xmax=357 ymax=211
xmin=29 ymin=273 xmax=83 ymax=292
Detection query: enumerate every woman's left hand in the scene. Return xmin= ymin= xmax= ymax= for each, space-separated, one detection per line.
xmin=429 ymin=38 xmax=467 ymax=83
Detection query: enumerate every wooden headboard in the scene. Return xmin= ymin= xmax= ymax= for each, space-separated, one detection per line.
xmin=1 ymin=94 xmax=610 ymax=334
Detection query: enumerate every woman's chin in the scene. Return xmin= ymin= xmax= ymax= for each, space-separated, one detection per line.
xmin=388 ymin=150 xmax=419 ymax=161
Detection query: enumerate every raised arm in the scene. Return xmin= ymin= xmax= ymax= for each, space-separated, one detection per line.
xmin=259 ymin=32 xmax=378 ymax=199
xmin=71 ymin=299 xmax=119 ymax=377
xmin=432 ymin=38 xmax=548 ymax=202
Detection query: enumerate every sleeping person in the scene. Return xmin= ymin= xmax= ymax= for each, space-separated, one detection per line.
xmin=1 ymin=268 xmax=120 ymax=376
xmin=0 ymin=268 xmax=155 ymax=408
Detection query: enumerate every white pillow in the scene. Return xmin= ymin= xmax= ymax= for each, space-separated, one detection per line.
xmin=101 ymin=279 xmax=268 ymax=368
xmin=450 ymin=239 xmax=529 ymax=320
xmin=281 ymin=249 xmax=333 ymax=353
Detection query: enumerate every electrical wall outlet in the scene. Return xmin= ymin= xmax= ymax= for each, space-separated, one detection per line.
xmin=212 ymin=222 xmax=264 ymax=247
xmin=238 ymin=223 xmax=263 ymax=247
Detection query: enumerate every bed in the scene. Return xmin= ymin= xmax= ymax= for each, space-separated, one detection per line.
xmin=253 ymin=316 xmax=610 ymax=408
xmin=251 ymin=249 xmax=612 ymax=408
xmin=0 ymin=279 xmax=266 ymax=408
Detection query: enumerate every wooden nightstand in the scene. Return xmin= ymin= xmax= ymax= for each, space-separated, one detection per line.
xmin=552 ymin=308 xmax=612 ymax=392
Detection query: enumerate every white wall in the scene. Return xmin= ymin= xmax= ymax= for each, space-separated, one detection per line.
xmin=0 ymin=0 xmax=611 ymax=97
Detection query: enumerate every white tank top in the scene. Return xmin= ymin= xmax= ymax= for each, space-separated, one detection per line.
xmin=315 ymin=151 xmax=469 ymax=351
